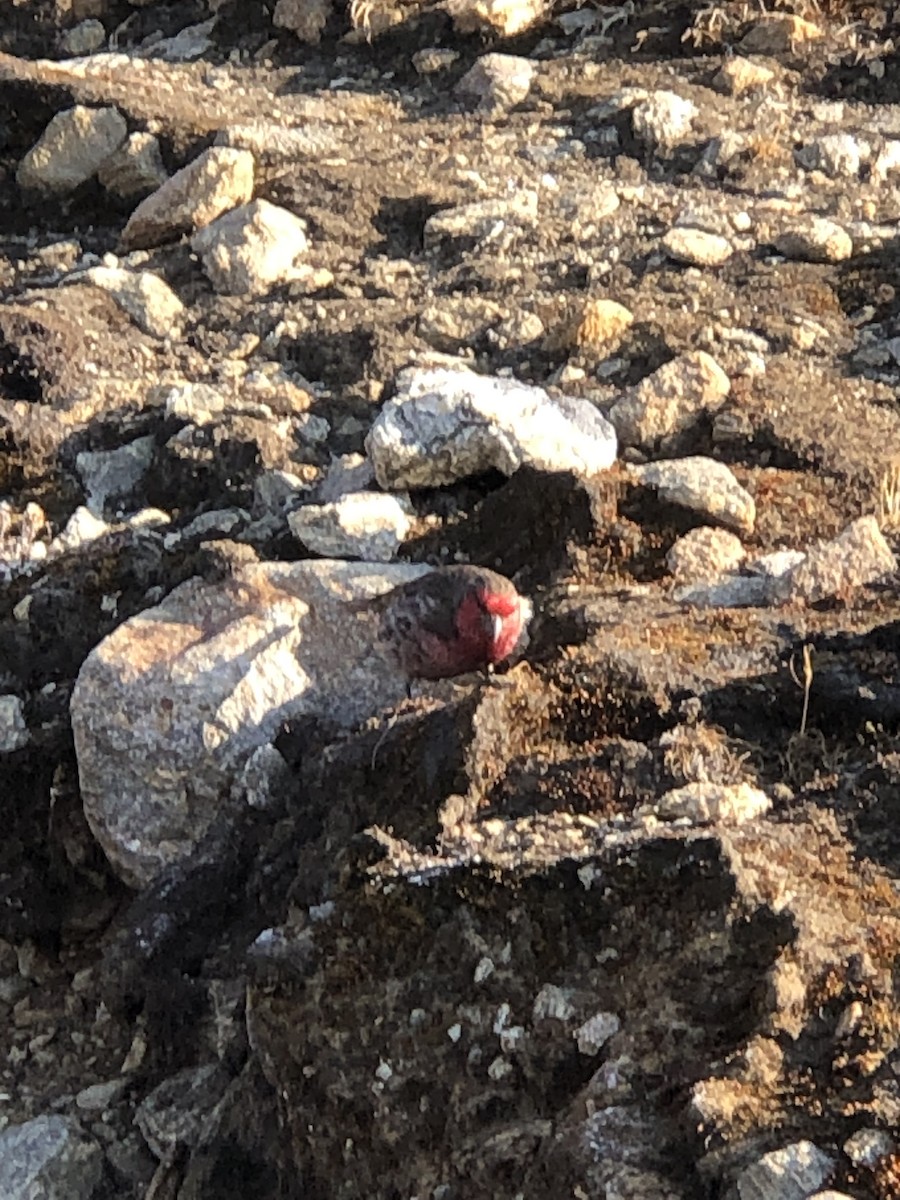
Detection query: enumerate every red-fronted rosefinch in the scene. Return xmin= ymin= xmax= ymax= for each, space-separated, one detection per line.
xmin=365 ymin=565 xmax=531 ymax=681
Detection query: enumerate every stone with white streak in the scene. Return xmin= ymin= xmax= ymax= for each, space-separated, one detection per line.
xmin=71 ymin=559 xmax=431 ymax=886
xmin=773 ymin=516 xmax=896 ymax=605
xmin=608 ymin=351 xmax=731 ymax=450
xmin=630 ymin=456 xmax=755 ymax=534
xmin=366 ymin=363 xmax=617 ymax=489
xmin=191 ymin=199 xmax=310 ymax=296
xmin=17 ymin=105 xmax=127 ymax=193
xmin=289 ymin=491 xmax=412 ymax=561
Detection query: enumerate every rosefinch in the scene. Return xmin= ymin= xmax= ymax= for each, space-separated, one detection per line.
xmin=363 ymin=565 xmax=531 ymax=681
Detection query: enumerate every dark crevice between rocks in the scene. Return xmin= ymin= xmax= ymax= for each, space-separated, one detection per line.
xmin=372 ymin=194 xmax=440 ymax=259
xmin=281 ymin=326 xmax=375 ymax=389
xmin=403 ymin=466 xmax=618 ymax=592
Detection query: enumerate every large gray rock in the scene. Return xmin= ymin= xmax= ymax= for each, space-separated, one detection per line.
xmin=366 ymin=364 xmax=617 ymax=489
xmin=71 ymin=559 xmax=431 ymax=887
xmin=0 ymin=1115 xmax=103 ymax=1200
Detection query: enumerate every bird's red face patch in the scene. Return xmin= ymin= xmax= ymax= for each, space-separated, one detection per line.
xmin=454 ymin=587 xmax=524 ymax=667
xmin=481 ymin=591 xmax=519 ymax=619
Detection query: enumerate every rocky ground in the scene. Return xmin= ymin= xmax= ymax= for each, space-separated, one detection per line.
xmin=3 ymin=0 xmax=900 ymax=1197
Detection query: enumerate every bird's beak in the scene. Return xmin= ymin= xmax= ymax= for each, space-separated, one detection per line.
xmin=491 ymin=613 xmax=504 ymax=642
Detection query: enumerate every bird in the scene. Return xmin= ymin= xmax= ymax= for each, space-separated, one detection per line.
xmin=362 ymin=564 xmax=531 ymax=681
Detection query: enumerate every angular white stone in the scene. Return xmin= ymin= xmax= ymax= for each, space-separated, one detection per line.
xmin=121 ymin=146 xmax=255 ymax=251
xmin=191 ymin=199 xmax=310 ymax=296
xmin=773 ymin=516 xmax=896 ymax=604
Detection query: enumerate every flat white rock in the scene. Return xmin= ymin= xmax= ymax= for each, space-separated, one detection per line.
xmin=289 ymin=491 xmax=412 ymax=561
xmin=71 ymin=559 xmax=430 ymax=887
xmin=367 ymin=364 xmax=617 ymax=489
